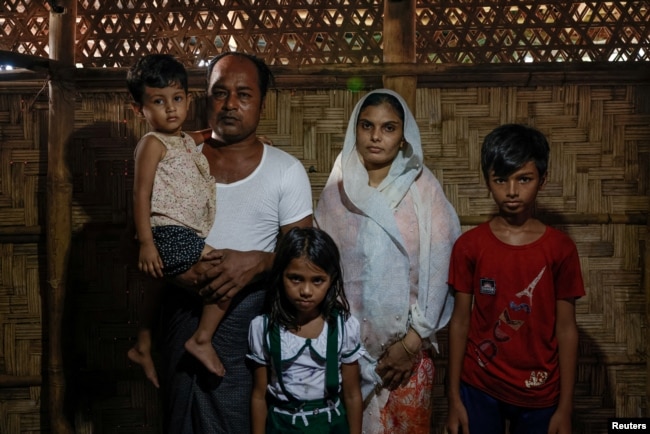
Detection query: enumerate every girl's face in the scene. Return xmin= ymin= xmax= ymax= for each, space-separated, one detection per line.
xmin=133 ymin=83 xmax=190 ymax=136
xmin=355 ymin=102 xmax=404 ymax=172
xmin=283 ymin=256 xmax=331 ymax=323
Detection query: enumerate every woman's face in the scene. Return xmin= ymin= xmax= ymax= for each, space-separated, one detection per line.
xmin=355 ymin=102 xmax=404 ymax=172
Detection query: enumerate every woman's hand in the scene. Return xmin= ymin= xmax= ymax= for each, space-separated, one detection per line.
xmin=375 ymin=330 xmax=421 ymax=390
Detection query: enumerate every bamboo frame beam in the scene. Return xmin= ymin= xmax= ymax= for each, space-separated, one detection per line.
xmin=46 ymin=1 xmax=75 ymax=433
xmin=2 ymin=62 xmax=648 ymax=93
xmin=0 ymin=50 xmax=53 ymax=73
xmin=44 ymin=62 xmax=647 ymax=92
xmin=0 ymin=375 xmax=42 ymax=388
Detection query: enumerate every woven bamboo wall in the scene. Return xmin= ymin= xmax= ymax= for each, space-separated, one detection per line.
xmin=0 ymin=80 xmax=648 ymax=433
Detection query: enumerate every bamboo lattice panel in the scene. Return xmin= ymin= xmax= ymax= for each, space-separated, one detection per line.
xmin=0 ymin=82 xmax=649 ymax=433
xmin=0 ymin=0 xmax=648 ymax=68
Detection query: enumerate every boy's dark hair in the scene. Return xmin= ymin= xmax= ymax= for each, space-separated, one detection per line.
xmin=359 ymin=92 xmax=405 ymax=123
xmin=126 ymin=54 xmax=188 ymax=105
xmin=481 ymin=124 xmax=550 ymax=183
xmin=206 ymin=52 xmax=274 ymax=100
xmin=267 ymin=227 xmax=350 ymax=332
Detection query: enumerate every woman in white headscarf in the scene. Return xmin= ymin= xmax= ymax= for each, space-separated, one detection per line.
xmin=315 ymin=89 xmax=460 ymax=434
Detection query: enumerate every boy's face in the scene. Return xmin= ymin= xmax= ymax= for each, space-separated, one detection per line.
xmin=487 ymin=160 xmax=546 ymax=218
xmin=132 ymin=83 xmax=191 ymax=135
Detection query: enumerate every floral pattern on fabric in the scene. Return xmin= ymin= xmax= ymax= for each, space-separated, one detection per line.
xmin=380 ymin=352 xmax=434 ymax=434
xmin=145 ymin=131 xmax=216 ymax=237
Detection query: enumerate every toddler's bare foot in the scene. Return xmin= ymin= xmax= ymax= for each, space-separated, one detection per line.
xmin=128 ymin=346 xmax=160 ymax=388
xmin=184 ymin=338 xmax=226 ymax=377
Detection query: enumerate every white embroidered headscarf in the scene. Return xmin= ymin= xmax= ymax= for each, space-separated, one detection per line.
xmin=315 ymin=89 xmax=460 ymax=357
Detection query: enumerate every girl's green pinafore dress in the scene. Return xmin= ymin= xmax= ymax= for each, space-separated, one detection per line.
xmin=265 ymin=313 xmax=350 ymax=434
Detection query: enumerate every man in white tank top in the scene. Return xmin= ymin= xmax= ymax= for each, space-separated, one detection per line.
xmin=163 ymin=52 xmax=312 ymax=434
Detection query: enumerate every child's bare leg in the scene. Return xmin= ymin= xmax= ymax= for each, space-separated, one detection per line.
xmin=184 ymin=300 xmax=229 ymax=376
xmin=128 ymin=277 xmax=162 ymax=388
xmin=128 ymin=329 xmax=159 ymax=388
xmin=184 ymin=244 xmax=228 ymax=375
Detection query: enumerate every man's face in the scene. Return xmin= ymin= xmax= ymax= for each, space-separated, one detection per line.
xmin=207 ymin=55 xmax=264 ymax=144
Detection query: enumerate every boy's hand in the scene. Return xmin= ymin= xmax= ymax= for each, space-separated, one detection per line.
xmin=446 ymin=398 xmax=469 ymax=434
xmin=138 ymin=243 xmax=164 ymax=278
xmin=547 ymin=408 xmax=572 ymax=434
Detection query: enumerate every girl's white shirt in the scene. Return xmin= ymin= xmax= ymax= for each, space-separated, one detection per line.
xmin=247 ymin=314 xmax=365 ymax=402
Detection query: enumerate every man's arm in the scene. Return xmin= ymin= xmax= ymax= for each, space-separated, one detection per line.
xmin=175 ymin=215 xmax=313 ymax=301
xmin=281 ymin=215 xmax=313 ymax=233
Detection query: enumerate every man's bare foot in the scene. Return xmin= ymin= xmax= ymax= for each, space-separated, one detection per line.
xmin=128 ymin=345 xmax=160 ymax=388
xmin=184 ymin=338 xmax=226 ymax=376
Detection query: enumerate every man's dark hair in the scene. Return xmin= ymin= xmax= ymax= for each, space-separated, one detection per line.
xmin=126 ymin=54 xmax=188 ymax=104
xmin=480 ymin=124 xmax=550 ymax=183
xmin=206 ymin=52 xmax=274 ymax=100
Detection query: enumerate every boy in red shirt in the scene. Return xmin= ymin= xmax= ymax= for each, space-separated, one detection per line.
xmin=446 ymin=124 xmax=585 ymax=434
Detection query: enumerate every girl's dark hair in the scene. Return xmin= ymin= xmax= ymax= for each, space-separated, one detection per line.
xmin=206 ymin=52 xmax=274 ymax=100
xmin=358 ymin=92 xmax=405 ymax=123
xmin=126 ymin=54 xmax=188 ymax=104
xmin=267 ymin=227 xmax=350 ymax=331
xmin=480 ymin=124 xmax=550 ymax=183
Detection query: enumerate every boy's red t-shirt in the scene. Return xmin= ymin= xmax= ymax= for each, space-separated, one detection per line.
xmin=448 ymin=222 xmax=585 ymax=407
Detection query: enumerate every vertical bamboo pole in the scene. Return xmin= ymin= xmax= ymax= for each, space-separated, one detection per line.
xmin=383 ymin=0 xmax=417 ymax=111
xmin=642 ymin=86 xmax=650 ymax=418
xmin=646 ymin=200 xmax=650 ymax=416
xmin=47 ymin=1 xmax=76 ymax=433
